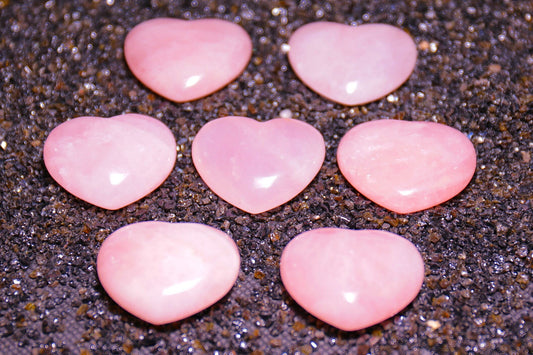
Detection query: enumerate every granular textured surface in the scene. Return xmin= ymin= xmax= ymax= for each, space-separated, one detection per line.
xmin=0 ymin=1 xmax=531 ymax=354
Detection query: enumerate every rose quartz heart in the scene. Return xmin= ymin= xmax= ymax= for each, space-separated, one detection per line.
xmin=124 ymin=18 xmax=252 ymax=102
xmin=288 ymin=22 xmax=417 ymax=106
xmin=191 ymin=116 xmax=325 ymax=214
xmin=337 ymin=119 xmax=477 ymax=214
xmin=280 ymin=228 xmax=424 ymax=331
xmin=97 ymin=222 xmax=240 ymax=325
xmin=43 ymin=114 xmax=176 ymax=210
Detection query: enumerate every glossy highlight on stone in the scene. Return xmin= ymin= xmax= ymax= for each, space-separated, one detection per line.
xmin=192 ymin=116 xmax=325 ymax=214
xmin=288 ymin=22 xmax=417 ymax=105
xmin=124 ymin=18 xmax=252 ymax=102
xmin=43 ymin=114 xmax=176 ymax=210
xmin=97 ymin=221 xmax=240 ymax=325
xmin=280 ymin=228 xmax=424 ymax=331
xmin=337 ymin=119 xmax=477 ymax=214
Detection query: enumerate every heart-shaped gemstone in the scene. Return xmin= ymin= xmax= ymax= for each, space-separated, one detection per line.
xmin=97 ymin=222 xmax=240 ymax=325
xmin=280 ymin=228 xmax=424 ymax=331
xmin=288 ymin=22 xmax=417 ymax=106
xmin=124 ymin=18 xmax=252 ymax=102
xmin=337 ymin=119 xmax=477 ymax=213
xmin=192 ymin=116 xmax=325 ymax=214
xmin=43 ymin=114 xmax=176 ymax=210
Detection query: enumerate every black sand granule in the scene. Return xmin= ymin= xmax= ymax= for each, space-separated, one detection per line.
xmin=0 ymin=0 xmax=531 ymax=354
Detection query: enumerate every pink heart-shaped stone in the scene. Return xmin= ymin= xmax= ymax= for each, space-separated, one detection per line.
xmin=191 ymin=116 xmax=325 ymax=214
xmin=280 ymin=228 xmax=424 ymax=331
xmin=97 ymin=222 xmax=240 ymax=325
xmin=337 ymin=119 xmax=477 ymax=213
xmin=288 ymin=22 xmax=417 ymax=106
xmin=124 ymin=18 xmax=252 ymax=102
xmin=43 ymin=114 xmax=176 ymax=210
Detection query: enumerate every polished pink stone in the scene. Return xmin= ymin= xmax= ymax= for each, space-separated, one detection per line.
xmin=191 ymin=116 xmax=325 ymax=214
xmin=43 ymin=114 xmax=176 ymax=210
xmin=280 ymin=228 xmax=424 ymax=331
xmin=124 ymin=18 xmax=252 ymax=102
xmin=97 ymin=221 xmax=240 ymax=325
xmin=288 ymin=22 xmax=417 ymax=106
xmin=337 ymin=119 xmax=477 ymax=214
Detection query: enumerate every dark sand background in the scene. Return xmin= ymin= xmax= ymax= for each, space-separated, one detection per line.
xmin=0 ymin=0 xmax=531 ymax=354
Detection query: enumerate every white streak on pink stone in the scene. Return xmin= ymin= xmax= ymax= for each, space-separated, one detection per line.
xmin=191 ymin=116 xmax=326 ymax=214
xmin=43 ymin=114 xmax=176 ymax=210
xmin=97 ymin=222 xmax=240 ymax=325
xmin=288 ymin=22 xmax=417 ymax=105
xmin=124 ymin=18 xmax=252 ymax=102
xmin=280 ymin=228 xmax=425 ymax=331
xmin=337 ymin=119 xmax=477 ymax=213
